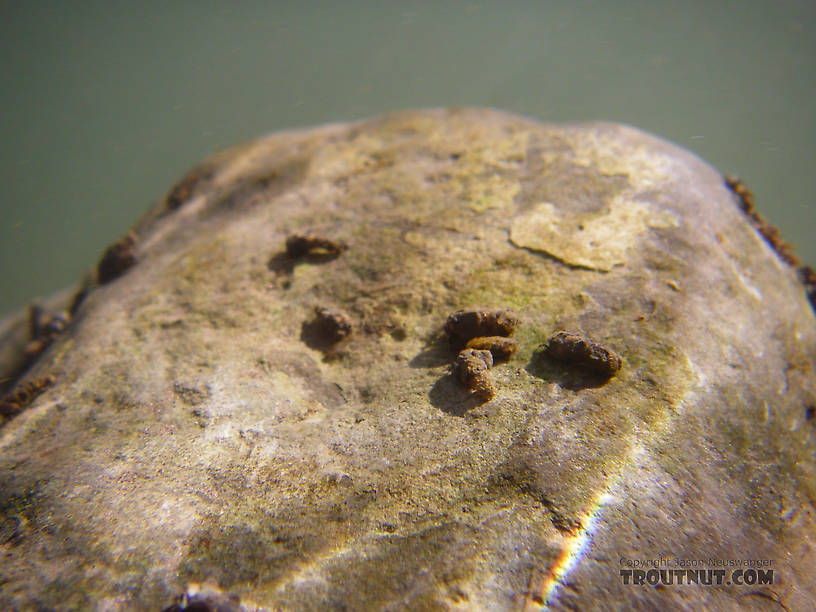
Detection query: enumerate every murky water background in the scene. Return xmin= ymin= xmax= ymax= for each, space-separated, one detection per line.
xmin=1 ymin=1 xmax=814 ymax=316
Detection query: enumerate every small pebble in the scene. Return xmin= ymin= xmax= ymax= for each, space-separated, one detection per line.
xmin=543 ymin=331 xmax=622 ymax=378
xmin=444 ymin=309 xmax=519 ymax=347
xmin=454 ymin=348 xmax=495 ymax=400
xmin=465 ymin=336 xmax=518 ymax=362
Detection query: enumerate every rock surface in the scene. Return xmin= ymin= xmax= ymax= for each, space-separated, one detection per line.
xmin=1 ymin=108 xmax=814 ymax=611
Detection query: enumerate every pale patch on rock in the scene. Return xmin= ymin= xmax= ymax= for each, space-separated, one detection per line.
xmin=509 ymin=196 xmax=678 ymax=270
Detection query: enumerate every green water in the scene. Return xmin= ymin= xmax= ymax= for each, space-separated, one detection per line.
xmin=1 ymin=0 xmax=814 ymax=316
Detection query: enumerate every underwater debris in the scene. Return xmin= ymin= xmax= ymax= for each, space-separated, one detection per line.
xmin=443 ymin=309 xmax=519 ymax=400
xmin=28 ymin=304 xmax=69 ymax=342
xmin=0 ymin=375 xmax=55 ymax=420
xmin=22 ymin=304 xmax=70 ymax=363
xmin=542 ymin=331 xmax=622 ymax=378
xmin=67 ymin=273 xmax=94 ymax=316
xmin=465 ymin=335 xmax=518 ymax=362
xmin=286 ymin=234 xmax=347 ymax=259
xmin=453 ymin=348 xmax=495 ymax=400
xmin=165 ymin=165 xmax=213 ymax=210
xmin=444 ymin=309 xmax=518 ymax=348
xmin=97 ymin=232 xmax=138 ymax=284
xmin=726 ymin=175 xmax=816 ymax=311
xmin=799 ymin=265 xmax=816 ymax=310
xmin=725 ymin=175 xmax=800 ymax=267
xmin=301 ymin=306 xmax=353 ymax=355
xmin=269 ymin=233 xmax=347 ymax=279
xmin=312 ymin=307 xmax=352 ymax=343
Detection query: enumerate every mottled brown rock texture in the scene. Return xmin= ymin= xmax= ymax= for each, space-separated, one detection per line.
xmin=1 ymin=108 xmax=814 ymax=611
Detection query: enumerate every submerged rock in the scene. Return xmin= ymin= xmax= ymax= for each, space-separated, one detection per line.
xmin=0 ymin=108 xmax=814 ymax=611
